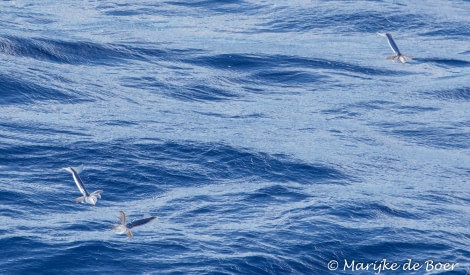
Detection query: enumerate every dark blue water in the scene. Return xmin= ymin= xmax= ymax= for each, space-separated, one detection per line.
xmin=1 ymin=1 xmax=470 ymax=274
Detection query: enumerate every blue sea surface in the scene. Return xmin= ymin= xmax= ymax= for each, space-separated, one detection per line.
xmin=1 ymin=1 xmax=470 ymax=274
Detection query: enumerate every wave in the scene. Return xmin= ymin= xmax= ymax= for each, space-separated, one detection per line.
xmin=0 ymin=73 xmax=87 ymax=105
xmin=0 ymin=35 xmax=148 ymax=65
xmin=255 ymin=4 xmax=427 ymax=33
xmin=414 ymin=58 xmax=470 ymax=68
xmin=429 ymin=86 xmax=470 ymax=101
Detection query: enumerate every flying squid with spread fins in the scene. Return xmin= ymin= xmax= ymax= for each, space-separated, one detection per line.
xmin=112 ymin=211 xmax=157 ymax=238
xmin=63 ymin=165 xmax=103 ymax=206
xmin=379 ymin=33 xmax=413 ymax=64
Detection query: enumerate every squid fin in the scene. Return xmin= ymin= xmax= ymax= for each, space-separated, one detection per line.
xmin=126 ymin=229 xmax=133 ymax=238
xmin=75 ymin=196 xmax=86 ymax=203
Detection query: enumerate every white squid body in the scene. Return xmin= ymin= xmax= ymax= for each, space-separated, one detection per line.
xmin=63 ymin=166 xmax=103 ymax=206
xmin=112 ymin=211 xmax=157 ymax=238
xmin=379 ymin=33 xmax=413 ymax=64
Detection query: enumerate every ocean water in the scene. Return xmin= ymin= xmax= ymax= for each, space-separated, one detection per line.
xmin=1 ymin=0 xmax=469 ymax=274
